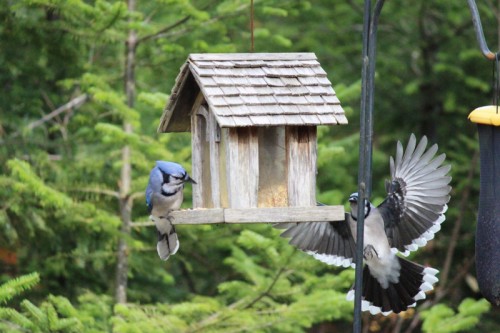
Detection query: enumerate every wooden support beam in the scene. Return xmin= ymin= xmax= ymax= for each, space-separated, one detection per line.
xmin=165 ymin=205 xmax=345 ymax=225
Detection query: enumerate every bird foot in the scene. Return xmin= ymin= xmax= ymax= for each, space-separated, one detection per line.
xmin=363 ymin=244 xmax=378 ymax=260
xmin=150 ymin=212 xmax=174 ymax=224
xmin=159 ymin=214 xmax=174 ymax=224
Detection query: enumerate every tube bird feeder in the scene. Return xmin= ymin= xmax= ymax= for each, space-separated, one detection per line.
xmin=468 ymin=106 xmax=500 ymax=306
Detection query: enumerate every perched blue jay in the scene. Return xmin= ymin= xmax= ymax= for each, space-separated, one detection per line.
xmin=146 ymin=161 xmax=196 ymax=261
xmin=276 ymin=134 xmax=451 ymax=315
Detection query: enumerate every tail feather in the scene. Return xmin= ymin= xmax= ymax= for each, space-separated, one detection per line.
xmin=347 ymin=257 xmax=439 ymax=315
xmin=157 ymin=228 xmax=179 ymax=261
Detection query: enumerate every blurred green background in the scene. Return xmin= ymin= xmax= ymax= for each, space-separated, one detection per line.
xmin=0 ymin=1 xmax=498 ymax=332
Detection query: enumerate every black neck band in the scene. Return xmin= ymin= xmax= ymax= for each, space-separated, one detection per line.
xmin=351 ymin=202 xmax=371 ymax=221
xmin=161 ymin=189 xmax=177 ymax=197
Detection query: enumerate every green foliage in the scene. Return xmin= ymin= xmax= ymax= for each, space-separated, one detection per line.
xmin=75 ymin=292 xmax=114 ymax=333
xmin=112 ymin=227 xmax=353 ymax=333
xmin=421 ymin=298 xmax=491 ymax=333
xmin=1 ymin=0 xmax=499 ymax=332
xmin=0 ymin=272 xmax=40 ymax=304
xmin=0 ymin=272 xmax=83 ymax=333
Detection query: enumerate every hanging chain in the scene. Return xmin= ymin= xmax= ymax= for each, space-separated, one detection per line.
xmin=495 ymin=53 xmax=500 ymax=113
xmin=250 ymin=0 xmax=254 ymax=52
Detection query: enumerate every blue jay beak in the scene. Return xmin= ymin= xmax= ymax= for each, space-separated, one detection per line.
xmin=186 ymin=176 xmax=197 ymax=184
xmin=348 ymin=193 xmax=358 ymax=203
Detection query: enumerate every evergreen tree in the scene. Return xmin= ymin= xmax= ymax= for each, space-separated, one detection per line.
xmin=0 ymin=0 xmax=498 ymax=332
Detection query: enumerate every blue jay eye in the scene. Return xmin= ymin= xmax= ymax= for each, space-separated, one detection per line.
xmin=162 ymin=172 xmax=170 ymax=184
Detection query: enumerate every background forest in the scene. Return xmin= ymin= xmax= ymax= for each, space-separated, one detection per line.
xmin=0 ymin=0 xmax=499 ymax=332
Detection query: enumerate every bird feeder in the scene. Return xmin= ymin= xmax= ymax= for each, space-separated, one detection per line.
xmin=157 ymin=53 xmax=347 ymax=224
xmin=468 ymin=106 xmax=500 ymax=306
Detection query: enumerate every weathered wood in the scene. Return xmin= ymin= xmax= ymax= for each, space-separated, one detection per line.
xmin=159 ymin=53 xmax=350 ymax=214
xmin=191 ymin=93 xmax=207 ymax=208
xmin=225 ymin=128 xmax=259 ymax=208
xmin=225 ymin=128 xmax=240 ymax=207
xmin=246 ymin=127 xmax=259 ymax=207
xmin=224 ymin=206 xmax=343 ymax=223
xmin=159 ymin=67 xmax=199 ymax=132
xmin=219 ymin=128 xmax=229 ymax=207
xmin=208 ymin=111 xmax=221 ymax=208
xmin=236 ymin=128 xmax=259 ymax=207
xmin=190 ymin=114 xmax=203 ymax=208
xmin=201 ymin=115 xmax=213 ymax=207
xmin=159 ymin=53 xmax=348 ymax=133
xmin=171 ymin=208 xmax=225 ymax=224
xmin=287 ymin=126 xmax=317 ymax=207
xmin=168 ymin=205 xmax=345 ymax=225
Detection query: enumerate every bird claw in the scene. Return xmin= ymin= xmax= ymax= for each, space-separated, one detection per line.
xmin=160 ymin=214 xmax=174 ymax=224
xmin=150 ymin=211 xmax=175 ymax=224
xmin=363 ymin=244 xmax=378 ymax=260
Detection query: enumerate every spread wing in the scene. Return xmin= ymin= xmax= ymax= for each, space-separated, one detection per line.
xmin=275 ymin=212 xmax=356 ymax=268
xmin=378 ymin=134 xmax=452 ymax=256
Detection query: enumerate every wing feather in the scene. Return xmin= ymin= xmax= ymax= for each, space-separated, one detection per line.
xmin=275 ymin=212 xmax=356 ymax=268
xmin=378 ymin=134 xmax=451 ymax=255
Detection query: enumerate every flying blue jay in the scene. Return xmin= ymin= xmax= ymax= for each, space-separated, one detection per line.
xmin=276 ymin=134 xmax=451 ymax=315
xmin=146 ymin=161 xmax=196 ymax=261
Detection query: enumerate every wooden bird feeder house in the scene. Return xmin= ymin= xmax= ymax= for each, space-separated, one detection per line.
xmin=158 ymin=53 xmax=347 ymax=224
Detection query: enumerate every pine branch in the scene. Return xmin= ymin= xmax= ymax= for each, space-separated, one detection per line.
xmin=75 ymin=187 xmax=120 ymax=198
xmin=188 ymin=253 xmax=294 ymax=333
xmin=13 ymin=94 xmax=88 ymax=137
xmin=186 ymin=299 xmax=246 ymax=333
xmin=148 ymin=3 xmax=251 ymax=42
xmin=21 ymin=300 xmax=46 ymax=328
xmin=0 ymin=309 xmax=34 ymax=332
xmin=129 ymin=191 xmax=144 ymax=201
xmin=0 ymin=273 xmax=40 ymax=304
xmin=244 ymin=266 xmax=286 ymax=309
xmin=137 ymin=15 xmax=191 ymax=44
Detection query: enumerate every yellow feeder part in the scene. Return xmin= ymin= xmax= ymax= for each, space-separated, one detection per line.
xmin=468 ymin=105 xmax=500 ymax=126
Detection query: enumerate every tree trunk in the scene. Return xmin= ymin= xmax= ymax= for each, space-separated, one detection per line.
xmin=115 ymin=0 xmax=136 ymax=304
xmin=417 ymin=2 xmax=440 ymax=140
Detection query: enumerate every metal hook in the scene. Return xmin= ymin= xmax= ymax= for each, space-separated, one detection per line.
xmin=467 ymin=0 xmax=497 ymax=61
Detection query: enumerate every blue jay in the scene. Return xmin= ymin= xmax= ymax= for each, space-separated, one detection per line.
xmin=276 ymin=134 xmax=451 ymax=315
xmin=146 ymin=161 xmax=196 ymax=261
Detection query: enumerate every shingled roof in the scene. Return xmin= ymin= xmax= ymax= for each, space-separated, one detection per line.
xmin=158 ymin=53 xmax=347 ymax=132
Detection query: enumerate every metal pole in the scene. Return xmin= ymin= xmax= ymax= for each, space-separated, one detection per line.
xmin=354 ymin=1 xmax=385 ymax=332
xmin=353 ymin=0 xmax=372 ymax=330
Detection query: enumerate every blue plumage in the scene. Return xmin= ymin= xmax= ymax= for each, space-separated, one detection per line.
xmin=146 ymin=161 xmax=195 ymax=260
xmin=146 ymin=161 xmax=191 ymax=211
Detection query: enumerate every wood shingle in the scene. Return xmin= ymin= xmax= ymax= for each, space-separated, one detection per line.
xmin=159 ymin=53 xmax=347 ymax=132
